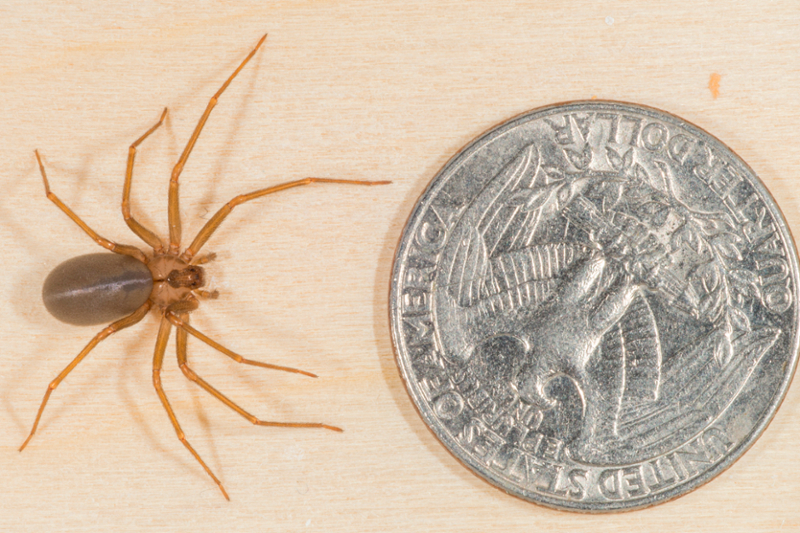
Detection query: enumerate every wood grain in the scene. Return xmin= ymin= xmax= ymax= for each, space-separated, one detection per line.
xmin=0 ymin=1 xmax=798 ymax=531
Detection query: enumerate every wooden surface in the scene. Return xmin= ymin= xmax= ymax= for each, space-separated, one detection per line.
xmin=1 ymin=1 xmax=799 ymax=531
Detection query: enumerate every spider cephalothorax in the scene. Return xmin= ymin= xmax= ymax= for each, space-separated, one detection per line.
xmin=148 ymin=253 xmax=209 ymax=309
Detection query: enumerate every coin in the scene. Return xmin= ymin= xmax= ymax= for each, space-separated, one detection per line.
xmin=390 ymin=101 xmax=800 ymax=511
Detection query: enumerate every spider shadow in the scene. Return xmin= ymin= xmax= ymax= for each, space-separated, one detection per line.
xmin=162 ymin=43 xmax=266 ymax=233
xmin=1 ymin=41 xmax=268 ymax=480
xmin=115 ymin=312 xmax=230 ymax=486
xmin=0 ymin=153 xmax=99 ymax=435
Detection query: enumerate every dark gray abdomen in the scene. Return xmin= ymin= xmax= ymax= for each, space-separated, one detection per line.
xmin=43 ymin=253 xmax=153 ymax=326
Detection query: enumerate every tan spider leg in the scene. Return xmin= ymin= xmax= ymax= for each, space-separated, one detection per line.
xmin=168 ymin=34 xmax=268 ymax=252
xmin=192 ymin=252 xmax=217 ymax=265
xmin=166 ymin=312 xmax=320 ymax=379
xmin=19 ymin=301 xmax=152 ymax=451
xmin=123 ymin=107 xmax=168 ymax=252
xmin=194 ymin=289 xmax=219 ymax=300
xmin=151 ymin=315 xmax=229 ymax=501
xmin=181 ymin=177 xmax=391 ymax=261
xmin=35 ymin=150 xmax=148 ymax=263
xmin=173 ymin=313 xmax=342 ymax=433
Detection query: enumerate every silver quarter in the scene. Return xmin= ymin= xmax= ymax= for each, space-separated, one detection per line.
xmin=390 ymin=101 xmax=799 ymax=511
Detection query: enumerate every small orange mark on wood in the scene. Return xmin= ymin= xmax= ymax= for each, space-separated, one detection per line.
xmin=591 ymin=95 xmax=597 ymax=100
xmin=709 ymin=73 xmax=721 ymax=99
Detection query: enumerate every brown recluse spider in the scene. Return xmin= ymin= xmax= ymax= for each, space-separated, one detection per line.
xmin=20 ymin=34 xmax=389 ymax=500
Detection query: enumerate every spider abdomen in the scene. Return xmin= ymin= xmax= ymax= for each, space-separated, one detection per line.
xmin=42 ymin=253 xmax=154 ymax=326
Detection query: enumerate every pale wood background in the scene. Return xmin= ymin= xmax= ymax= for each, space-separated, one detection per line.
xmin=0 ymin=1 xmax=798 ymax=532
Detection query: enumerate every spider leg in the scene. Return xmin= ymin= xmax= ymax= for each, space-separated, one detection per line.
xmin=194 ymin=289 xmax=220 ymax=300
xmin=152 ymin=315 xmax=229 ymax=500
xmin=166 ymin=311 xmax=318 ymax=378
xmin=19 ymin=301 xmax=152 ymax=451
xmin=173 ymin=313 xmax=342 ymax=433
xmin=168 ymin=34 xmax=268 ymax=253
xmin=192 ymin=252 xmax=217 ymax=265
xmin=34 ymin=150 xmax=148 ymax=263
xmin=181 ymin=177 xmax=391 ymax=261
xmin=123 ymin=108 xmax=168 ymax=252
